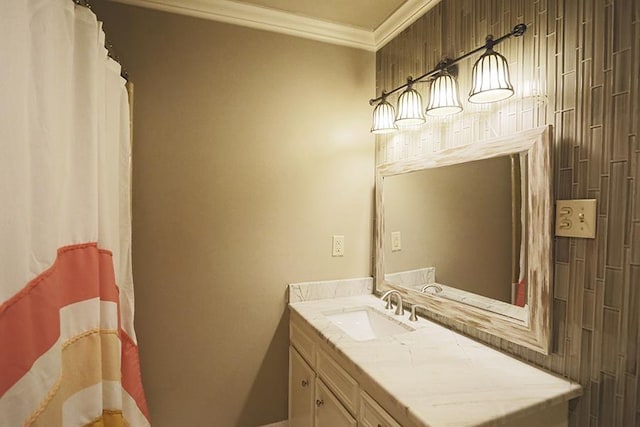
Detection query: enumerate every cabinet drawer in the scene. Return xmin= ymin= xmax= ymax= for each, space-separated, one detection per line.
xmin=360 ymin=391 xmax=401 ymax=427
xmin=290 ymin=321 xmax=315 ymax=367
xmin=316 ymin=349 xmax=359 ymax=415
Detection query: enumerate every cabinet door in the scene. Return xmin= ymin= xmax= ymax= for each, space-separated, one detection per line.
xmin=359 ymin=391 xmax=402 ymax=427
xmin=315 ymin=379 xmax=357 ymax=427
xmin=289 ymin=346 xmax=315 ymax=427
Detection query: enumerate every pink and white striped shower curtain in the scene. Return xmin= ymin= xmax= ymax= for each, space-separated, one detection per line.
xmin=0 ymin=1 xmax=150 ymax=425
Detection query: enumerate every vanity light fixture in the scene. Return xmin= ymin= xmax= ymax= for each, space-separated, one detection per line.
xmin=371 ymin=95 xmax=398 ymax=134
xmin=369 ymin=23 xmax=527 ymax=133
xmin=468 ymin=41 xmax=514 ymax=103
xmin=394 ymin=81 xmax=426 ymax=127
xmin=425 ymin=67 xmax=462 ymax=117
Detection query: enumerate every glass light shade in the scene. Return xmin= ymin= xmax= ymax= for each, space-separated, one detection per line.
xmin=370 ymin=100 xmax=397 ymax=134
xmin=468 ymin=48 xmax=515 ymax=103
xmin=395 ymin=87 xmax=425 ymax=126
xmin=425 ymin=72 xmax=463 ymax=116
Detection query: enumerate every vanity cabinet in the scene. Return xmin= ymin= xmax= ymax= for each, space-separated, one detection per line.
xmin=289 ymin=317 xmax=401 ymax=427
xmin=289 ymin=293 xmax=582 ymax=427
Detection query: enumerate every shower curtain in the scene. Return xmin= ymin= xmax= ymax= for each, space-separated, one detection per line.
xmin=0 ymin=1 xmax=150 ymax=425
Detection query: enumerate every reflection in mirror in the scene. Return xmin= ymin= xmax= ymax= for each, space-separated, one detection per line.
xmin=383 ymin=153 xmax=529 ymax=316
xmin=375 ymin=126 xmax=553 ymax=354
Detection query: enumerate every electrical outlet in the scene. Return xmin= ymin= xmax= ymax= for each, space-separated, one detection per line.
xmin=555 ymin=199 xmax=597 ymax=238
xmin=391 ymin=231 xmax=402 ymax=251
xmin=332 ymin=235 xmax=344 ymax=257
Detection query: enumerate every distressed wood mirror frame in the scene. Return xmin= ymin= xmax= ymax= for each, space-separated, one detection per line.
xmin=375 ymin=126 xmax=553 ymax=354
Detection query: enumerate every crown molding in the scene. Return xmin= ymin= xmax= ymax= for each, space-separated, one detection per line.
xmin=108 ymin=0 xmax=440 ymax=52
xmin=374 ymin=0 xmax=440 ymax=50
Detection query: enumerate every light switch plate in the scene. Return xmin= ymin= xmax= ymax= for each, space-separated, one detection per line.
xmin=555 ymin=199 xmax=597 ymax=238
xmin=391 ymin=231 xmax=402 ymax=251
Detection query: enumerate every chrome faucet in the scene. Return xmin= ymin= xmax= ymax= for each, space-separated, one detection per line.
xmin=380 ymin=290 xmax=404 ymax=315
xmin=421 ymin=284 xmax=443 ymax=294
xmin=409 ymin=304 xmax=428 ymax=321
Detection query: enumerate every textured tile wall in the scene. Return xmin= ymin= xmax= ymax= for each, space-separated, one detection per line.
xmin=375 ymin=0 xmax=639 ymax=424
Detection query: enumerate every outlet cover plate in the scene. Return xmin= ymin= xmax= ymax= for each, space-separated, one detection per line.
xmin=332 ymin=235 xmax=344 ymax=257
xmin=555 ymin=199 xmax=597 ymax=238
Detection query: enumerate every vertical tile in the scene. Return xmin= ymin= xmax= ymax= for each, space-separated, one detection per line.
xmin=589 ymin=126 xmax=603 ymax=187
xmin=592 ymin=0 xmax=606 ymax=86
xmin=583 ymin=289 xmax=595 ymax=329
xmin=607 ymin=162 xmax=627 ymax=267
xmin=627 ymin=265 xmax=640 ymax=374
xmin=632 ymin=223 xmax=640 ymax=264
xmin=597 ymin=217 xmax=607 ymax=279
xmin=604 ymin=267 xmax=623 ymax=309
xmin=612 ymin=95 xmax=631 ymax=161
xmin=591 ymin=279 xmax=605 ymax=379
xmin=626 ymin=178 xmax=634 ymax=247
xmin=604 ymin=5 xmax=613 ymax=71
xmin=558 ymin=168 xmax=574 ymax=198
xmin=554 ymin=299 xmax=568 ymax=354
xmin=555 ymin=261 xmax=570 ymax=300
xmin=575 ymin=255 xmax=586 ymax=287
xmin=599 ymin=373 xmax=617 ymax=425
xmin=582 ymin=9 xmax=593 ymax=63
xmin=563 ymin=0 xmax=578 ymax=73
xmin=623 ymin=374 xmax=637 ymax=426
xmin=556 ymin=234 xmax=571 ymax=262
xmin=613 ymin=50 xmax=632 ymax=94
xmin=613 ymin=0 xmax=633 ymax=52
xmin=591 ymin=86 xmax=603 ymax=126
xmin=577 ymin=357 xmax=592 ymax=425
xmin=581 ymin=328 xmax=593 ymax=379
xmin=590 ymin=380 xmax=600 ymax=418
xmin=602 ymin=308 xmax=620 ymax=374
xmin=616 ymin=394 xmax=625 ymax=426
xmin=635 ymin=149 xmax=640 ymax=222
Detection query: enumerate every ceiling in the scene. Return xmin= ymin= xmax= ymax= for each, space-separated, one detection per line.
xmin=109 ymin=0 xmax=440 ymax=51
xmin=227 ymin=0 xmax=407 ymax=30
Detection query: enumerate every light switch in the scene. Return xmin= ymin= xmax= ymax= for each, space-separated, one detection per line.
xmin=555 ymin=199 xmax=597 ymax=238
xmin=391 ymin=231 xmax=402 ymax=251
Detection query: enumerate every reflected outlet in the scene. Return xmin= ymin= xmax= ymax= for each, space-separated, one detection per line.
xmin=391 ymin=231 xmax=402 ymax=251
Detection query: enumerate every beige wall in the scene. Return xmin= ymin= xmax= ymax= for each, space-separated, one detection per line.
xmin=384 ymin=156 xmax=513 ymax=302
xmin=376 ymin=0 xmax=640 ymax=425
xmin=91 ymin=2 xmax=375 ymax=426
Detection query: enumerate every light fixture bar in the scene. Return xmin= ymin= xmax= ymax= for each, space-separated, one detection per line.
xmin=369 ymin=23 xmax=527 ymax=106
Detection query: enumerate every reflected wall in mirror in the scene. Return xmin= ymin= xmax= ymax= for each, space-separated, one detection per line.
xmin=384 ymin=153 xmax=528 ymax=309
xmin=375 ymin=126 xmax=553 ymax=354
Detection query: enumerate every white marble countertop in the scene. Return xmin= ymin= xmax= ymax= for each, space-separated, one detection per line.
xmin=289 ymin=294 xmax=582 ymax=427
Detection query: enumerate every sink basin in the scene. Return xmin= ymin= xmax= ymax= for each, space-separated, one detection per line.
xmin=324 ymin=307 xmax=414 ymax=341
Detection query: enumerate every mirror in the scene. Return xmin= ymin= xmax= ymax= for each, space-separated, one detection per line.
xmin=383 ymin=153 xmax=528 ymax=320
xmin=375 ymin=126 xmax=552 ymax=354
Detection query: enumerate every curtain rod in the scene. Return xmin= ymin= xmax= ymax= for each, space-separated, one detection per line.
xmin=72 ymin=0 xmax=129 ymax=81
xmin=369 ymin=23 xmax=527 ymax=105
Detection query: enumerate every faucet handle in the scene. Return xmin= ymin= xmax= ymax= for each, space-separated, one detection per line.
xmin=409 ymin=304 xmax=428 ymax=321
